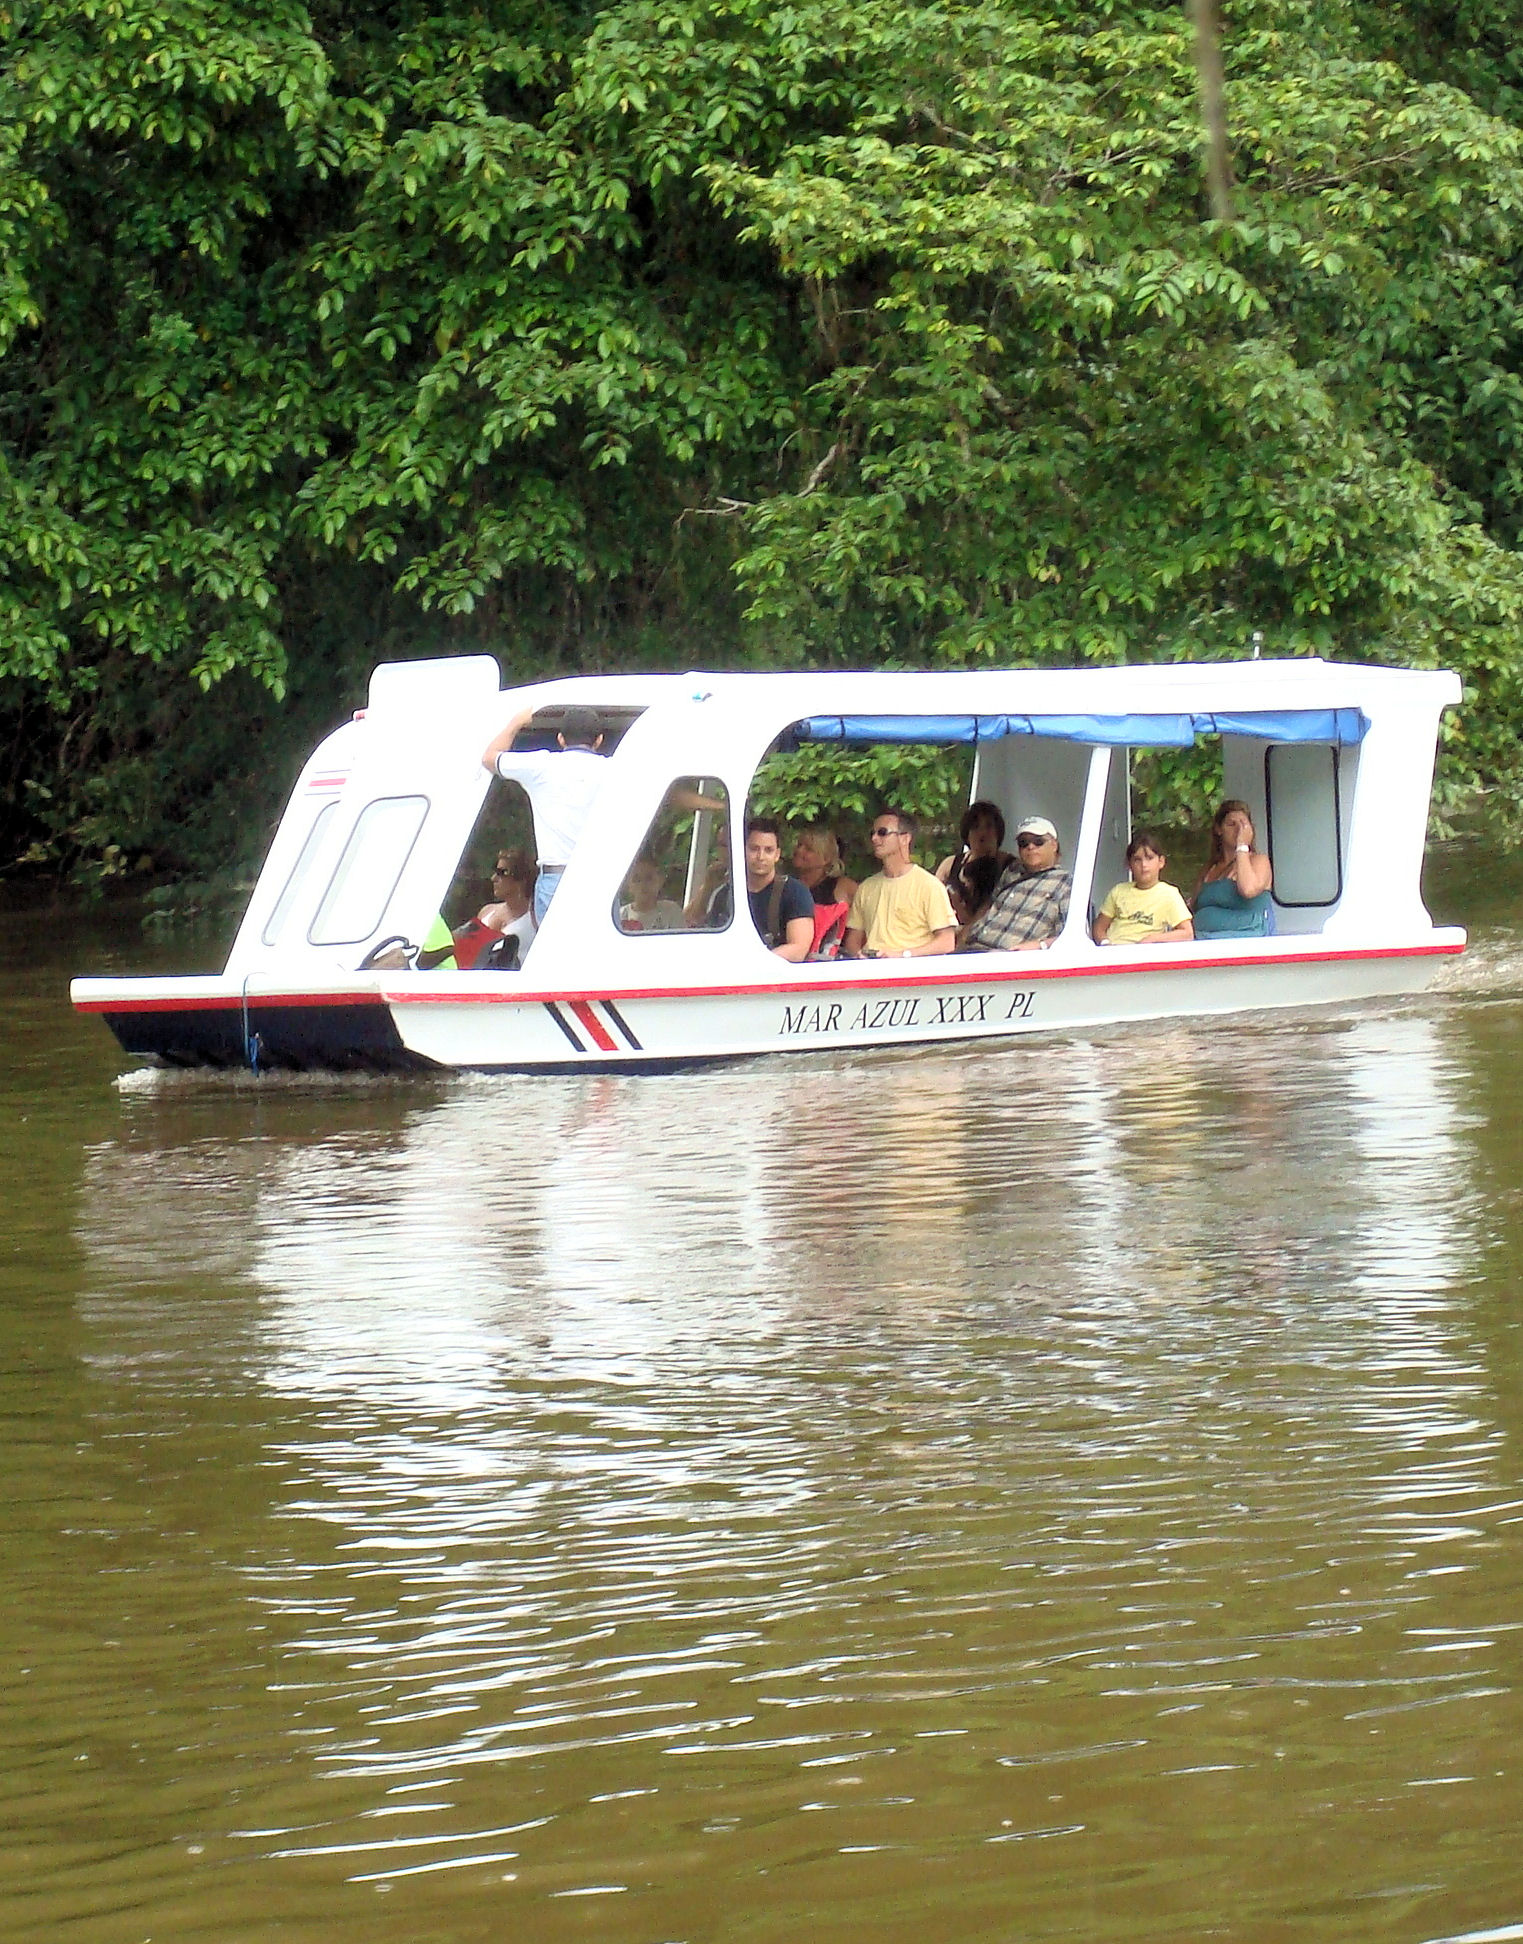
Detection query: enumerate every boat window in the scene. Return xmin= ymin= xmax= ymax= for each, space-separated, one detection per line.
xmin=261 ymin=800 xmax=339 ymax=947
xmin=615 ymin=779 xmax=731 ymax=934
xmin=308 ymin=795 xmax=430 ymax=946
xmin=435 ymin=776 xmax=537 ymax=930
xmin=1264 ymin=744 xmax=1343 ymax=906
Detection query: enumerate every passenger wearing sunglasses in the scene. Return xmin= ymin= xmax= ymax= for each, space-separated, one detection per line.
xmin=961 ymin=816 xmax=1071 ymax=953
xmin=478 ymin=851 xmax=538 ymax=953
xmin=841 ymin=811 xmax=958 ymax=960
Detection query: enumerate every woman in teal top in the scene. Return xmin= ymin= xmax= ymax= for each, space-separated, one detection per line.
xmin=1191 ymin=800 xmax=1274 ymax=937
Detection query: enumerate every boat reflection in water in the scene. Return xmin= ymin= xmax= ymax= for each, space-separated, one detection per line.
xmin=68 ymin=1009 xmax=1511 ymax=1935
xmin=82 ymin=1012 xmax=1476 ymax=1401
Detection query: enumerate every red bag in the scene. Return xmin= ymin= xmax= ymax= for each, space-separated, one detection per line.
xmin=810 ymin=900 xmax=850 ymax=959
xmin=450 ymin=919 xmax=500 ymax=970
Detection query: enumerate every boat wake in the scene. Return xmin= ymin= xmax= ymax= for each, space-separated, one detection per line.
xmin=113 ymin=1062 xmax=421 ymax=1097
xmin=1426 ymin=927 xmax=1523 ymax=1000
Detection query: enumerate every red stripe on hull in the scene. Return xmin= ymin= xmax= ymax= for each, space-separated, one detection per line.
xmin=73 ymin=990 xmax=384 ymax=1016
xmin=383 ymin=938 xmax=1464 ymax=1006
xmin=568 ymin=999 xmax=618 ymax=1052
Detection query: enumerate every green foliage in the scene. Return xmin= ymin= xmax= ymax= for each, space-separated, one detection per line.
xmin=8 ymin=0 xmax=1523 ymax=873
xmin=748 ymin=739 xmax=972 ymax=864
xmin=1129 ymin=738 xmax=1226 ymax=835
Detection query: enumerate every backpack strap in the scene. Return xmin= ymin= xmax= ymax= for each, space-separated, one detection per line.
xmin=765 ymin=874 xmax=785 ymax=945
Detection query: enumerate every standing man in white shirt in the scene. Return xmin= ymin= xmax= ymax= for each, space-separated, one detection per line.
xmin=483 ymin=704 xmax=725 ymax=925
xmin=481 ymin=704 xmax=611 ymax=925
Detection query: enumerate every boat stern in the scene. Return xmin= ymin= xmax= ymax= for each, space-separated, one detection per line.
xmin=69 ymin=974 xmax=436 ymax=1072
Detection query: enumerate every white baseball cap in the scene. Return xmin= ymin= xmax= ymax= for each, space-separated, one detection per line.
xmin=1015 ymin=815 xmax=1058 ymax=842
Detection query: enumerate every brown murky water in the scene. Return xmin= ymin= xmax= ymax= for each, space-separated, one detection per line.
xmin=5 ymin=855 xmax=1523 ymax=1943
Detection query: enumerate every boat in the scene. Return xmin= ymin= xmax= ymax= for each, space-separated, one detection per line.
xmin=71 ymin=655 xmax=1464 ymax=1073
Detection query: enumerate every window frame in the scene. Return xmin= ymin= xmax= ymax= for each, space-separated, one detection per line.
xmin=1263 ymin=744 xmax=1344 ymax=909
xmin=612 ymin=778 xmax=734 ymax=940
xmin=261 ymin=800 xmax=340 ymax=948
xmin=307 ymin=794 xmax=431 ymax=947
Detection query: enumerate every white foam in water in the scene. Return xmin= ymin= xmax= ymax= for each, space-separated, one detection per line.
xmin=1422 ymin=1926 xmax=1523 ymax=1944
xmin=1428 ymin=926 xmax=1523 ymax=997
xmin=113 ymin=1063 xmax=407 ymax=1096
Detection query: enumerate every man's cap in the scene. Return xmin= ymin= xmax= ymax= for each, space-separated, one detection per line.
xmin=559 ymin=706 xmax=603 ymax=745
xmin=1015 ymin=814 xmax=1058 ymax=841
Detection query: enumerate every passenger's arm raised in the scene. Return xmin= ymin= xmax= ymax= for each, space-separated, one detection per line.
xmin=669 ymin=786 xmax=727 ymax=815
xmin=481 ymin=704 xmax=535 ymax=773
xmin=1228 ymin=844 xmax=1272 ymax=897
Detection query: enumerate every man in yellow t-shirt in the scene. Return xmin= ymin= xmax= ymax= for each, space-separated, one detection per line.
xmin=843 ymin=809 xmax=958 ymax=959
xmin=1092 ymin=833 xmax=1194 ymax=946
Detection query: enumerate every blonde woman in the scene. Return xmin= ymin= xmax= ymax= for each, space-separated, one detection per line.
xmin=790 ymin=826 xmax=858 ymax=908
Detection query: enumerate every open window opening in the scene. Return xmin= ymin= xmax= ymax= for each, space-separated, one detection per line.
xmin=1129 ymin=728 xmax=1355 ymax=933
xmin=614 ymin=778 xmax=732 ymax=936
xmin=437 ymin=775 xmax=536 ymax=932
xmin=425 ymin=705 xmax=651 ymax=963
xmin=746 ymin=738 xmax=975 ymax=888
xmin=782 ymin=703 xmax=1366 ymax=948
xmin=503 ymin=704 xmax=643 ymax=759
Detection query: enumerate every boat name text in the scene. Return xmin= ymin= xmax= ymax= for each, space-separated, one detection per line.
xmin=779 ymin=988 xmax=1033 ymax=1038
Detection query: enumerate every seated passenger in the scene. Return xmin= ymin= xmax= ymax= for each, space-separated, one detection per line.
xmin=962 ymin=816 xmax=1071 ymax=953
xmin=446 ymin=847 xmax=537 ymax=968
xmin=842 ymin=810 xmax=957 ymax=959
xmin=480 ymin=850 xmax=537 ymax=942
xmin=684 ymin=823 xmax=732 ymax=928
xmin=1192 ymin=800 xmax=1274 ymax=937
xmin=618 ymin=853 xmax=686 ymax=932
xmin=791 ymin=826 xmax=860 ymax=909
xmin=950 ymin=852 xmax=1005 ymax=934
xmin=1093 ymin=833 xmax=1194 ymax=946
xmin=743 ymin=818 xmax=814 ymax=959
xmin=414 ymin=912 xmax=460 ymax=971
xmin=937 ymin=801 xmax=1013 ymax=926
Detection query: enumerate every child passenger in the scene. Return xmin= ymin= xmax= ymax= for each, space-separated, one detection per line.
xmin=618 ymin=853 xmax=686 ymax=932
xmin=1092 ymin=833 xmax=1194 ymax=946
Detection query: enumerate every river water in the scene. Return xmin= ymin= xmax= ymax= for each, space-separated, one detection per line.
xmin=5 ymin=855 xmax=1523 ymax=1944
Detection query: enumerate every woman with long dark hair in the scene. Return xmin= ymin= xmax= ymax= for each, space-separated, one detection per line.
xmin=1192 ymin=800 xmax=1274 ymax=936
xmin=936 ymin=800 xmax=1012 ymax=927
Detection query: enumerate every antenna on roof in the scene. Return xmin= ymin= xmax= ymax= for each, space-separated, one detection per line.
xmin=1250 ymin=630 xmax=1263 ymax=661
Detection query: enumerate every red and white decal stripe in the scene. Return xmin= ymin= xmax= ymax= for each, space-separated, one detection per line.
xmin=542 ymin=999 xmax=643 ymax=1053
xmin=306 ymin=771 xmax=349 ymax=793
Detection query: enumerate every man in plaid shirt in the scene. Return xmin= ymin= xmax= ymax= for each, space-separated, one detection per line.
xmin=963 ymin=816 xmax=1072 ymax=953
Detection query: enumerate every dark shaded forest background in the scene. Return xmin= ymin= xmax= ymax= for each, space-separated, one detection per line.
xmin=4 ymin=0 xmax=1523 ymax=887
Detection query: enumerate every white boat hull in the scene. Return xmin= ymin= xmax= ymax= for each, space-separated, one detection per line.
xmin=72 ymin=934 xmax=1463 ymax=1074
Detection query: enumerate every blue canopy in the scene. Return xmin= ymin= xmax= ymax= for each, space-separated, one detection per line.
xmin=794 ymin=709 xmax=1368 ymax=748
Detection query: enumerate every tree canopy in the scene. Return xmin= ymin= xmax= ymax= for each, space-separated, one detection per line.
xmin=5 ymin=0 xmax=1523 ymax=874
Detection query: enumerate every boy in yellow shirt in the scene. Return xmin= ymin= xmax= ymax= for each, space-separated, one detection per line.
xmin=1093 ymin=833 xmax=1194 ymax=946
